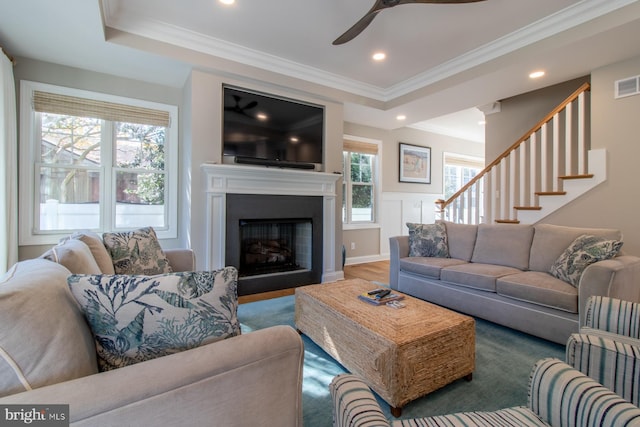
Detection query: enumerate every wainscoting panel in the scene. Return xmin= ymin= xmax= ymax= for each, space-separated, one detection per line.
xmin=379 ymin=192 xmax=443 ymax=256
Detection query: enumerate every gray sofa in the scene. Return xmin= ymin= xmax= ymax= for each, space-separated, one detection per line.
xmin=390 ymin=222 xmax=640 ymax=344
xmin=0 ymin=233 xmax=304 ymax=426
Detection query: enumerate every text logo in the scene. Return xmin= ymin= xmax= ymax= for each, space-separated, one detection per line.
xmin=0 ymin=405 xmax=69 ymax=426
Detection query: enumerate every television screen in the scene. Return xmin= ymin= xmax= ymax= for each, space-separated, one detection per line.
xmin=222 ymin=86 xmax=324 ymax=166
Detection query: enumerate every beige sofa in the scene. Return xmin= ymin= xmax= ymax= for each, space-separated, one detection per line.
xmin=0 ymin=233 xmax=304 ymax=427
xmin=390 ymin=222 xmax=640 ymax=344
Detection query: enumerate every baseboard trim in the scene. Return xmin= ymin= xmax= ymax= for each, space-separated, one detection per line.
xmin=345 ymin=254 xmax=389 ymax=266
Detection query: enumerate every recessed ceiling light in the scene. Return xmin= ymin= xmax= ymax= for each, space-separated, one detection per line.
xmin=256 ymin=113 xmax=268 ymax=121
xmin=396 ymin=115 xmax=406 ymax=121
xmin=372 ymin=52 xmax=386 ymax=61
xmin=219 ymin=0 xmax=235 ymax=5
xmin=529 ymin=70 xmax=545 ymax=79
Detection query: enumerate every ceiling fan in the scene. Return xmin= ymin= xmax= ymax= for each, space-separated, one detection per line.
xmin=333 ymin=0 xmax=487 ymax=45
xmin=224 ymin=95 xmax=258 ymax=116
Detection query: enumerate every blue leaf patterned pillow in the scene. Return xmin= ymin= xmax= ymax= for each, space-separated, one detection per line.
xmin=68 ymin=267 xmax=240 ymax=371
xmin=407 ymin=221 xmax=449 ymax=258
xmin=549 ymin=234 xmax=623 ymax=287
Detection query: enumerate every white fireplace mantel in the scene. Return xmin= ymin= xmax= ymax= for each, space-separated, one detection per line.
xmin=201 ymin=163 xmax=343 ymax=283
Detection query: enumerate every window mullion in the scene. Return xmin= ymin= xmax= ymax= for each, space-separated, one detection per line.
xmin=101 ymin=120 xmax=114 ymax=231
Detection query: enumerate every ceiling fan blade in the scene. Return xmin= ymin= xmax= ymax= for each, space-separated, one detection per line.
xmin=398 ymin=0 xmax=487 ymax=4
xmin=332 ymin=11 xmax=379 ymax=45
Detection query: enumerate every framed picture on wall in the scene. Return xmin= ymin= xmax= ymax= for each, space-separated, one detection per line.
xmin=399 ymin=143 xmax=431 ymax=184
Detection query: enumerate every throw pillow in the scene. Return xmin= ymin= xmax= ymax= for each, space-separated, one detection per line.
xmin=68 ymin=267 xmax=240 ymax=371
xmin=549 ymin=234 xmax=623 ymax=287
xmin=71 ymin=231 xmax=116 ymax=274
xmin=407 ymin=221 xmax=449 ymax=258
xmin=40 ymin=238 xmax=102 ymax=275
xmin=0 ymin=259 xmax=98 ymax=398
xmin=103 ymin=227 xmax=172 ymax=275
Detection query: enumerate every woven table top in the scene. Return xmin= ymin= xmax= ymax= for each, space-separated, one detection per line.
xmin=296 ymin=278 xmax=473 ymax=345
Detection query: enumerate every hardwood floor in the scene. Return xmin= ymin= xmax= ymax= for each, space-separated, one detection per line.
xmin=238 ymin=260 xmax=390 ymax=304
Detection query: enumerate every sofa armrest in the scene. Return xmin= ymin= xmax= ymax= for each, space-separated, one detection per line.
xmin=389 ymin=236 xmax=409 ymax=290
xmin=329 ymin=374 xmax=390 ymax=427
xmin=528 ymin=358 xmax=640 ymax=427
xmin=164 ymin=248 xmax=196 ymax=272
xmin=566 ymin=333 xmax=640 ymax=407
xmin=578 ymin=256 xmax=640 ymax=327
xmin=0 ymin=325 xmax=304 ymax=427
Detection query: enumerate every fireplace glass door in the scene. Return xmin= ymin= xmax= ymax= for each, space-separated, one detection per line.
xmin=239 ymin=218 xmax=312 ymax=278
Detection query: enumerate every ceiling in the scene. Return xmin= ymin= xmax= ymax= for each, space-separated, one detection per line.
xmin=2 ymin=0 xmax=640 ymax=142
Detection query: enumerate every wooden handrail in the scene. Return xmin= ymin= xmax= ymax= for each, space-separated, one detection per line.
xmin=438 ymin=82 xmax=591 ymax=211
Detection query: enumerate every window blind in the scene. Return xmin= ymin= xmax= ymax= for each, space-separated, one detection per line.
xmin=444 ymin=154 xmax=484 ymax=170
xmin=343 ymin=139 xmax=378 ymax=155
xmin=33 ymin=91 xmax=170 ymax=127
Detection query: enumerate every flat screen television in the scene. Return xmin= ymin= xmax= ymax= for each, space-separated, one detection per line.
xmin=222 ymin=86 xmax=324 ymax=169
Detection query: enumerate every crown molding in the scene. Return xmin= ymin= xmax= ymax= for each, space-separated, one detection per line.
xmin=103 ymin=0 xmax=636 ymax=103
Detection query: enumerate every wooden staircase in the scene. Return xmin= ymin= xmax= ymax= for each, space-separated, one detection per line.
xmin=436 ymin=83 xmax=605 ymax=225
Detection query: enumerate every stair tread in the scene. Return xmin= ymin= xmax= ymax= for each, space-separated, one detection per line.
xmin=514 ymin=206 xmax=542 ymax=210
xmin=495 ymin=219 xmax=520 ymax=224
xmin=559 ymin=174 xmax=594 ymax=180
xmin=535 ymin=191 xmax=567 ymax=196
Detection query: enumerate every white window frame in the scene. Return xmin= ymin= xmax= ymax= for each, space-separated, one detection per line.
xmin=342 ymin=135 xmax=381 ymax=230
xmin=19 ymin=81 xmax=179 ymax=245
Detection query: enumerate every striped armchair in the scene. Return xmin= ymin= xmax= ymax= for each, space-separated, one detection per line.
xmin=566 ymin=296 xmax=640 ymax=407
xmin=330 ymin=358 xmax=640 ymax=427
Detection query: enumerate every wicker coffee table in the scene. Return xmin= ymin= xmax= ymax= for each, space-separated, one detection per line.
xmin=295 ymin=278 xmax=475 ymax=416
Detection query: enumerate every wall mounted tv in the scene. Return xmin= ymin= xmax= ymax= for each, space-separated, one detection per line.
xmin=222 ymin=86 xmax=324 ymax=169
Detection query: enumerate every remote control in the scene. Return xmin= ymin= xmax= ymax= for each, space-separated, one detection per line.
xmin=375 ymin=289 xmax=391 ymax=299
xmin=367 ymin=288 xmax=385 ymax=295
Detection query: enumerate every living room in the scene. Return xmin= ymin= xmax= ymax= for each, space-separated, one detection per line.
xmin=2 ymin=1 xmax=640 ymax=426
xmin=2 ymin=1 xmax=640 ymax=270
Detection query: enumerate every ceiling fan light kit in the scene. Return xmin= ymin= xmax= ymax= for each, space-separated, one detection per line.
xmin=333 ymin=0 xmax=488 ymax=45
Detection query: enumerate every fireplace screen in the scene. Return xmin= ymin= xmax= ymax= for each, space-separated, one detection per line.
xmin=239 ymin=218 xmax=312 ymax=277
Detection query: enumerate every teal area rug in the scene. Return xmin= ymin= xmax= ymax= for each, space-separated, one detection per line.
xmin=238 ymin=295 xmax=565 ymax=427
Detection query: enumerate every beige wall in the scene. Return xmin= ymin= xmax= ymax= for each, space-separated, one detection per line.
xmin=485 ymin=76 xmax=590 ymax=160
xmin=541 ymin=55 xmax=640 ymax=255
xmin=183 ymin=71 xmax=345 ymax=271
xmin=484 ymin=55 xmax=640 ymax=255
xmin=343 ymin=122 xmax=484 ymax=261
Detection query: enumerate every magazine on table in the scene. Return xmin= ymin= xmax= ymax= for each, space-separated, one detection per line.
xmin=358 ymin=288 xmax=405 ymax=306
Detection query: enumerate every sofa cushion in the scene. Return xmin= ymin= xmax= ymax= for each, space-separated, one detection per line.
xmin=399 ymin=257 xmax=468 ymax=279
xmin=41 ymin=238 xmax=102 ymax=275
xmin=549 ymin=235 xmax=623 ymax=287
xmin=471 ymin=224 xmax=534 ymax=270
xmin=440 ymin=263 xmax=523 ymax=292
xmin=68 ymin=267 xmax=240 ymax=371
xmin=103 ymin=226 xmax=172 ymax=275
xmin=529 ymin=224 xmax=622 ymax=273
xmin=406 ymin=222 xmax=449 ymax=258
xmin=442 ymin=221 xmax=478 ymax=261
xmin=71 ymin=231 xmax=116 ymax=274
xmin=0 ymin=259 xmax=98 ymax=398
xmin=496 ymin=271 xmax=578 ymax=313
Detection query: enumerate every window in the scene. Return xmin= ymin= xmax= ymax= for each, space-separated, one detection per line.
xmin=342 ymin=138 xmax=379 ymax=225
xmin=19 ymin=81 xmax=178 ymax=244
xmin=443 ymin=152 xmax=484 ymax=221
xmin=443 ymin=153 xmax=484 ymax=199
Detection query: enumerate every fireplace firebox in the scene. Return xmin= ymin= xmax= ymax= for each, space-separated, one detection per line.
xmin=225 ymin=194 xmax=323 ymax=296
xmin=239 ymin=218 xmax=312 ymax=277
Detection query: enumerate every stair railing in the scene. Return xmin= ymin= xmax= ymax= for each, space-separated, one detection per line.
xmin=436 ymin=82 xmax=591 ymax=224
